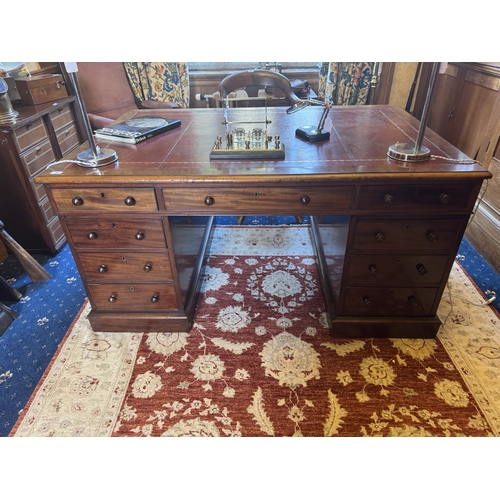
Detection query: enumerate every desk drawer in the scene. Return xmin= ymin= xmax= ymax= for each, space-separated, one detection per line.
xmin=352 ymin=218 xmax=463 ymax=252
xmin=346 ymin=254 xmax=448 ymax=285
xmin=52 ymin=188 xmax=158 ymax=213
xmin=65 ymin=218 xmax=167 ymax=249
xmin=162 ymin=186 xmax=354 ymax=213
xmin=342 ymin=286 xmax=438 ymax=316
xmin=79 ymin=252 xmax=172 ymax=282
xmin=88 ymin=283 xmax=177 ymax=311
xmin=359 ymin=184 xmax=474 ymax=211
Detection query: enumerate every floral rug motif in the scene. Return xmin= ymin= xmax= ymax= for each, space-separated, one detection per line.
xmin=11 ymin=227 xmax=500 ymax=437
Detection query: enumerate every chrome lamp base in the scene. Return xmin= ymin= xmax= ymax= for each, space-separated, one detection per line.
xmin=387 ymin=142 xmax=431 ymax=162
xmin=76 ymin=147 xmax=118 ymax=167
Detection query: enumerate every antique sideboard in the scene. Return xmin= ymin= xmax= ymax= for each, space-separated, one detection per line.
xmin=34 ymin=105 xmax=492 ymax=338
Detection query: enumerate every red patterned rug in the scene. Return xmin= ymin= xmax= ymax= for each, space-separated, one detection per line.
xmin=11 ymin=227 xmax=500 ymax=437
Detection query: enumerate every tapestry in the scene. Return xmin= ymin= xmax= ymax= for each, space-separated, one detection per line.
xmin=11 ymin=227 xmax=500 ymax=437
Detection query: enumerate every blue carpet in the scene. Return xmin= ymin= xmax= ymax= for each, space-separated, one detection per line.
xmin=0 ymin=217 xmax=498 ymax=436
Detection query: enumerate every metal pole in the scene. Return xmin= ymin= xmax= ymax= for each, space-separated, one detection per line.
xmin=414 ymin=62 xmax=440 ymax=154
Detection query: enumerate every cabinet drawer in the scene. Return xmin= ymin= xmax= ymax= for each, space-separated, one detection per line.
xmin=79 ymin=252 xmax=172 ymax=282
xmin=88 ymin=283 xmax=177 ymax=311
xmin=359 ymin=184 xmax=474 ymax=211
xmin=346 ymin=254 xmax=449 ymax=285
xmin=352 ymin=218 xmax=464 ymax=252
xmin=47 ymin=216 xmax=65 ymax=247
xmin=40 ymin=196 xmax=56 ymax=224
xmin=13 ymin=117 xmax=50 ymax=152
xmin=56 ymin=123 xmax=80 ymax=156
xmin=49 ymin=103 xmax=76 ymax=132
xmin=342 ymin=286 xmax=438 ymax=316
xmin=162 ymin=186 xmax=354 ymax=214
xmin=65 ymin=218 xmax=167 ymax=249
xmin=52 ymin=188 xmax=158 ymax=213
xmin=20 ymin=138 xmax=56 ymax=177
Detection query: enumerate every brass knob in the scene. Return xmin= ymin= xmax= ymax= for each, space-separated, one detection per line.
xmin=427 ymin=230 xmax=438 ymax=242
xmin=439 ymin=193 xmax=450 ymax=204
xmin=124 ymin=196 xmax=136 ymax=206
xmin=416 ymin=264 xmax=427 ymax=276
xmin=363 ymin=296 xmax=372 ymax=307
xmin=408 ymin=296 xmax=419 ymax=308
xmin=108 ymin=294 xmax=117 ymax=303
xmin=143 ymin=264 xmax=153 ymax=272
xmin=375 ymin=232 xmax=385 ymax=242
xmin=135 ymin=231 xmax=145 ymax=240
xmin=368 ymin=264 xmax=378 ymax=275
xmin=151 ymin=294 xmax=159 ymax=303
xmin=98 ymin=264 xmax=108 ymax=273
xmin=384 ymin=194 xmax=393 ymax=203
xmin=72 ymin=196 xmax=84 ymax=206
xmin=87 ymin=232 xmax=98 ymax=240
xmin=204 ymin=196 xmax=215 ymax=206
xmin=300 ymin=195 xmax=311 ymax=205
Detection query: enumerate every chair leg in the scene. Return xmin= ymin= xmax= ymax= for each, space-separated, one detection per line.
xmin=294 ymin=216 xmax=304 ymax=224
xmin=236 ymin=216 xmax=246 ymax=225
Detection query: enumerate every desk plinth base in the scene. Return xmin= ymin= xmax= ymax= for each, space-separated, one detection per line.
xmin=326 ymin=316 xmax=442 ymax=339
xmin=87 ymin=311 xmax=192 ymax=333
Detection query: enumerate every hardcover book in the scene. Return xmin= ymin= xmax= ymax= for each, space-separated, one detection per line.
xmin=94 ymin=116 xmax=181 ymax=144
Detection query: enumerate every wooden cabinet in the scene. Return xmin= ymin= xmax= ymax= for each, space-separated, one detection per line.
xmin=415 ymin=63 xmax=500 ymax=273
xmin=0 ymin=97 xmax=83 ymax=253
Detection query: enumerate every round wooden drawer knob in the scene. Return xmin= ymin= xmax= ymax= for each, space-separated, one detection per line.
xmin=416 ymin=264 xmax=427 ymax=276
xmin=124 ymin=196 xmax=136 ymax=206
xmin=87 ymin=232 xmax=98 ymax=240
xmin=108 ymin=294 xmax=117 ymax=303
xmin=204 ymin=196 xmax=215 ymax=206
xmin=427 ymin=231 xmax=438 ymax=242
xmin=143 ymin=264 xmax=153 ymax=272
xmin=375 ymin=232 xmax=385 ymax=242
xmin=439 ymin=193 xmax=450 ymax=204
xmin=384 ymin=194 xmax=393 ymax=203
xmin=98 ymin=264 xmax=108 ymax=273
xmin=300 ymin=195 xmax=311 ymax=205
xmin=151 ymin=294 xmax=160 ymax=303
xmin=363 ymin=296 xmax=372 ymax=307
xmin=135 ymin=232 xmax=145 ymax=240
xmin=72 ymin=196 xmax=84 ymax=206
xmin=408 ymin=296 xmax=419 ymax=308
xmin=368 ymin=264 xmax=378 ymax=275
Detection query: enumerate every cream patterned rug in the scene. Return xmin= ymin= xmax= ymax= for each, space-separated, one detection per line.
xmin=11 ymin=227 xmax=500 ymax=436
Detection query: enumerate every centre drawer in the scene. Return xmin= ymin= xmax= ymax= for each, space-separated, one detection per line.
xmin=79 ymin=252 xmax=173 ymax=282
xmin=162 ymin=186 xmax=354 ymax=214
xmin=65 ymin=218 xmax=167 ymax=249
xmin=88 ymin=283 xmax=178 ymax=311
xmin=51 ymin=187 xmax=158 ymax=213
xmin=352 ymin=218 xmax=464 ymax=252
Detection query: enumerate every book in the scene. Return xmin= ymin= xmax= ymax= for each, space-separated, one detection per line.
xmin=94 ymin=116 xmax=181 ymax=144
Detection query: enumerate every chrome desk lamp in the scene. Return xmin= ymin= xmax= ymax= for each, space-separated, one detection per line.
xmin=63 ymin=62 xmax=118 ymax=167
xmin=387 ymin=62 xmax=440 ymax=162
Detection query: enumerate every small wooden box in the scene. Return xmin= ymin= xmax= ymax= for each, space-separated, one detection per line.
xmin=15 ymin=74 xmax=68 ymax=106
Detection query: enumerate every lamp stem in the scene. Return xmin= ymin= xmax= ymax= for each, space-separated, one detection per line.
xmin=413 ymin=62 xmax=440 ymax=154
xmin=64 ymin=64 xmax=118 ymax=168
xmin=68 ymin=71 xmax=100 ymax=158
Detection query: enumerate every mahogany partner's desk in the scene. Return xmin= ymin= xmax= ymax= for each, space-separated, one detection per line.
xmin=35 ymin=106 xmax=492 ymax=338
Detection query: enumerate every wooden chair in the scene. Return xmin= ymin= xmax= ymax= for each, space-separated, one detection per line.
xmin=75 ymin=63 xmax=181 ymax=129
